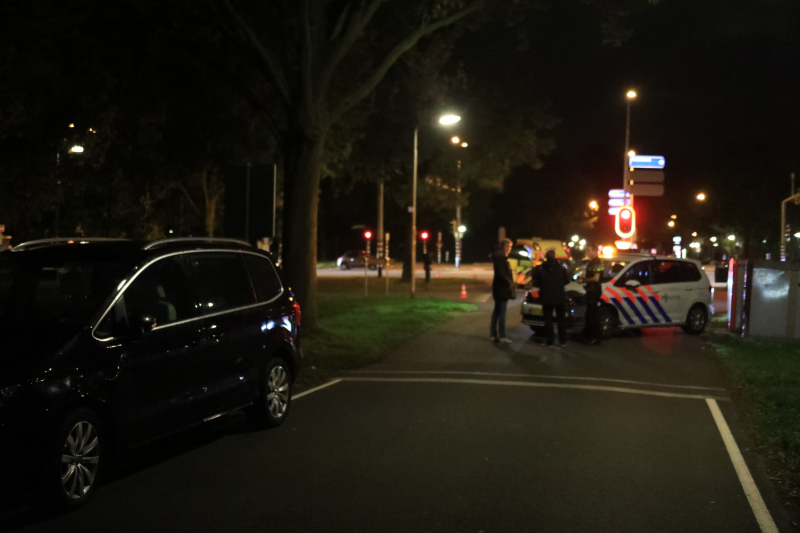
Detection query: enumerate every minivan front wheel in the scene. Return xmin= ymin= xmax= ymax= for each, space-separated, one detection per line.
xmin=251 ymin=357 xmax=292 ymax=428
xmin=49 ymin=408 xmax=104 ymax=510
xmin=598 ymin=305 xmax=619 ymax=339
xmin=682 ymin=304 xmax=708 ymax=335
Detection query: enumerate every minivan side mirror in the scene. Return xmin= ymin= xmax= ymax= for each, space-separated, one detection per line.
xmin=131 ymin=313 xmax=156 ymax=335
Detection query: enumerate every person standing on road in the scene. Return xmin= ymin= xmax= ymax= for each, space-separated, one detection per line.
xmin=423 ymin=250 xmax=432 ymax=286
xmin=490 ymin=239 xmax=515 ymax=343
xmin=581 ymin=244 xmax=604 ymax=345
xmin=534 ymin=249 xmax=569 ymax=347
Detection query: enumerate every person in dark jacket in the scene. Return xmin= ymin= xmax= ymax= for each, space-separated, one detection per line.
xmin=490 ymin=239 xmax=515 ymax=343
xmin=534 ymin=249 xmax=569 ymax=346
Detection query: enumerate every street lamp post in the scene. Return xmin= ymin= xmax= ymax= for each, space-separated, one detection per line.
xmin=623 ymin=91 xmax=637 ymax=242
xmin=410 ymin=114 xmax=461 ymax=297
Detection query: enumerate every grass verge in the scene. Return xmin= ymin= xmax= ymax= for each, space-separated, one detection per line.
xmin=711 ymin=335 xmax=800 ymax=501
xmin=298 ymin=293 xmax=477 ymax=388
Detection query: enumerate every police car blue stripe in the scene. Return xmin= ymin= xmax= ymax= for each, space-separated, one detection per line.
xmin=623 ymin=297 xmax=648 ymax=324
xmin=636 ymin=297 xmax=660 ymax=323
xmin=612 ymin=300 xmax=635 ymax=325
xmin=649 ymin=297 xmax=671 ymax=322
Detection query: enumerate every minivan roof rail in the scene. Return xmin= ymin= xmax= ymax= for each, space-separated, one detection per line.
xmin=142 ymin=237 xmax=252 ymax=250
xmin=11 ymin=238 xmax=131 ymax=251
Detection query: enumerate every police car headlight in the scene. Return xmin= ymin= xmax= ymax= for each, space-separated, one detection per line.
xmin=337 ymin=257 xmax=343 ymax=266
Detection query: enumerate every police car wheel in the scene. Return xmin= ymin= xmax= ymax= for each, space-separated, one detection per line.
xmin=682 ymin=305 xmax=707 ymax=335
xmin=340 ymin=263 xmax=349 ymax=270
xmin=598 ymin=306 xmax=619 ymax=339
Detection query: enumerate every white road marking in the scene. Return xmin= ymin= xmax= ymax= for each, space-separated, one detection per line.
xmin=341 ymin=377 xmax=729 ymax=401
xmin=706 ymin=399 xmax=779 ymax=533
xmin=294 ymin=379 xmax=342 ymax=399
xmin=350 ymin=370 xmax=727 ymax=392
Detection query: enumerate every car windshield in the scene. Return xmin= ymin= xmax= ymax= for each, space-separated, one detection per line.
xmin=0 ymin=254 xmax=131 ymax=332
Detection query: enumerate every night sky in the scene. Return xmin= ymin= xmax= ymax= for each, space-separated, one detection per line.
xmin=453 ymin=0 xmax=800 ymax=253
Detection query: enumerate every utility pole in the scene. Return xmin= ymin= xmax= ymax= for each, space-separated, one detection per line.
xmin=782 ymin=173 xmax=800 ymax=261
xmin=377 ymin=179 xmax=384 ymax=277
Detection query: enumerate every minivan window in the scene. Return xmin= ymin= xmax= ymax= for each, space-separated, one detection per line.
xmin=186 ymin=253 xmax=255 ymax=314
xmin=243 ymin=253 xmax=282 ymax=302
xmin=680 ymin=262 xmax=702 ymax=282
xmin=123 ymin=256 xmax=194 ymax=327
xmin=652 ymin=260 xmax=682 ymax=284
xmin=0 ymin=257 xmax=128 ymax=330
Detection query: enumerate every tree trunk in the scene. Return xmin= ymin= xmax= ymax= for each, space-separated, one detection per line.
xmin=281 ymin=129 xmax=326 ymax=330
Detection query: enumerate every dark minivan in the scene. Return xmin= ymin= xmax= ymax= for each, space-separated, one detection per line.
xmin=0 ymin=238 xmax=301 ymax=509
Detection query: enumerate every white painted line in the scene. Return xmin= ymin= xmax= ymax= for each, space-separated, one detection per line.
xmin=350 ymin=370 xmax=727 ymax=392
xmin=293 ymin=379 xmax=343 ymax=400
xmin=342 ymin=377 xmax=729 ymax=401
xmin=706 ymin=399 xmax=778 ymax=533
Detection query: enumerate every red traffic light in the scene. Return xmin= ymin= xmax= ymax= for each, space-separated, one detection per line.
xmin=615 ymin=206 xmax=635 ymax=238
xmin=364 ymin=231 xmax=372 ymax=239
xmin=420 ymin=231 xmax=429 ymax=240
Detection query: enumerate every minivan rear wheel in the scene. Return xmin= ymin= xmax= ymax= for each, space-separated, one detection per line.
xmin=251 ymin=357 xmax=292 ymax=428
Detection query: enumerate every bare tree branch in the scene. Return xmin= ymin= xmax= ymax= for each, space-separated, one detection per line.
xmin=217 ymin=0 xmax=292 ymax=106
xmin=318 ymin=0 xmax=385 ymax=102
xmin=330 ymin=0 xmax=485 ymax=121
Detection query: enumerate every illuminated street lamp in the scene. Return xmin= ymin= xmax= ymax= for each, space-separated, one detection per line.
xmin=668 ymin=221 xmax=675 ymax=228
xmin=696 ymin=193 xmax=706 ymax=201
xmin=728 ymin=235 xmax=736 ymax=241
xmin=588 ymin=200 xmax=599 ymax=211
xmin=451 ymin=136 xmax=460 ymax=144
xmin=628 ymin=150 xmax=636 ymax=157
xmin=623 ymin=90 xmax=637 ymax=193
xmin=68 ymin=145 xmax=84 ymax=154
xmin=411 ymin=114 xmax=460 ymax=297
xmin=710 ymin=236 xmax=717 ymax=242
xmin=571 ymin=235 xmax=579 ymax=242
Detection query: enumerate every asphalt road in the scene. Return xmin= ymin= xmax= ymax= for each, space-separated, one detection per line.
xmin=4 ymin=297 xmax=791 ymax=532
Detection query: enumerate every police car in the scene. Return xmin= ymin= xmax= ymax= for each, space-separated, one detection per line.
xmin=520 ymin=254 xmax=713 ymax=337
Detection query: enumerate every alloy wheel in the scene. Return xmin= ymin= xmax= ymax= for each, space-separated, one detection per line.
xmin=267 ymin=365 xmax=289 ymax=419
xmin=60 ymin=421 xmax=100 ymax=500
xmin=688 ymin=307 xmax=707 ymax=331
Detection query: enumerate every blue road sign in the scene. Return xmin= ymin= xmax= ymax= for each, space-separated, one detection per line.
xmin=629 ymin=155 xmax=665 ymax=169
xmin=608 ymin=198 xmax=631 ymax=207
xmin=608 ymin=189 xmax=631 ymax=199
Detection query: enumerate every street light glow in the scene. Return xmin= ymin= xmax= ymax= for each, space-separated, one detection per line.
xmin=728 ymin=235 xmax=736 ymax=241
xmin=458 ymin=225 xmax=466 ymax=233
xmin=451 ymin=136 xmax=460 ymax=144
xmin=697 ymin=193 xmax=706 ymax=201
xmin=571 ymin=235 xmax=579 ymax=242
xmin=439 ymin=115 xmax=461 ymax=125
xmin=626 ymin=90 xmax=637 ymax=99
xmin=710 ymin=237 xmax=717 ymax=242
xmin=460 ymin=142 xmax=468 ymax=147
xmin=691 ymin=232 xmax=697 ymax=237
xmin=668 ymin=221 xmax=675 ymax=227
xmin=579 ymin=239 xmax=586 ymax=246
xmin=68 ymin=145 xmax=84 ymax=153
xmin=589 ymin=200 xmax=598 ymax=210
xmin=628 ymin=150 xmax=636 ymax=157
xmin=671 ymin=214 xmax=677 ymax=219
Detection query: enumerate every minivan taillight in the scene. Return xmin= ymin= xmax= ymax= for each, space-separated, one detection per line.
xmin=293 ymin=301 xmax=302 ymax=326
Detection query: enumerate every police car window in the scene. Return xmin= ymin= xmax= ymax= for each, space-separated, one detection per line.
xmin=619 ymin=262 xmax=651 ymax=285
xmin=680 ymin=262 xmax=702 ymax=282
xmin=601 ymin=261 xmax=627 ymax=283
xmin=243 ymin=253 xmax=283 ymax=302
xmin=186 ymin=253 xmax=256 ymax=314
xmin=652 ymin=261 xmax=682 ymax=284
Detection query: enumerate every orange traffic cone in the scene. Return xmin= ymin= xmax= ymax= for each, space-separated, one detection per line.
xmin=460 ymin=283 xmax=467 ymax=299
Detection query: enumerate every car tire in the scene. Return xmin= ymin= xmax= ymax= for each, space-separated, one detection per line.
xmin=250 ymin=356 xmax=292 ymax=428
xmin=598 ymin=305 xmax=619 ymax=339
xmin=340 ymin=263 xmax=349 ymax=271
xmin=48 ymin=408 xmax=104 ymax=510
xmin=682 ymin=304 xmax=708 ymax=335
xmin=529 ymin=325 xmax=546 ymax=336
xmin=368 ymin=264 xmax=377 ymax=271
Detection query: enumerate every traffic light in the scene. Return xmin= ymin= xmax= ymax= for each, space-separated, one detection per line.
xmin=420 ymin=231 xmax=429 ymax=240
xmin=364 ymin=230 xmax=372 ymax=239
xmin=615 ymin=206 xmax=635 ymax=238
